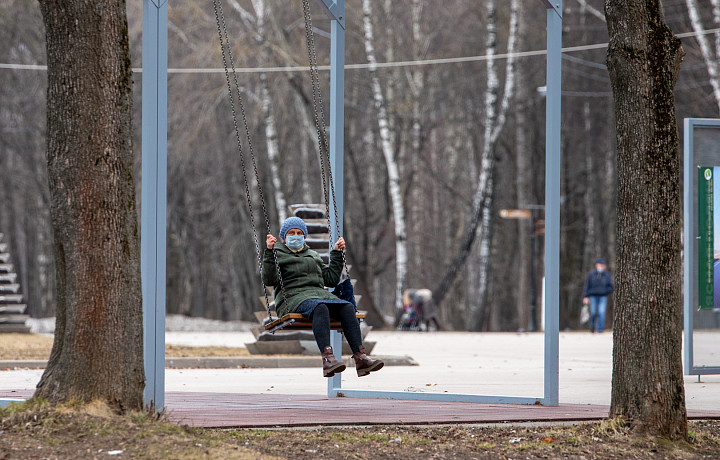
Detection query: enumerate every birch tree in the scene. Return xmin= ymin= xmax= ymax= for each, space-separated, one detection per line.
xmin=476 ymin=0 xmax=520 ymax=323
xmin=407 ymin=0 xmax=426 ymax=275
xmin=434 ymin=0 xmax=519 ymax=312
xmin=232 ymin=0 xmax=288 ymax=221
xmin=362 ymin=0 xmax=408 ymax=314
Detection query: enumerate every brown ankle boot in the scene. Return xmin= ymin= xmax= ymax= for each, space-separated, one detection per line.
xmin=352 ymin=345 xmax=384 ymax=377
xmin=321 ymin=346 xmax=346 ymax=377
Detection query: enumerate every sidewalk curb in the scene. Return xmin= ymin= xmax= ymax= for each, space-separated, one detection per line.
xmin=0 ymin=355 xmax=417 ymax=370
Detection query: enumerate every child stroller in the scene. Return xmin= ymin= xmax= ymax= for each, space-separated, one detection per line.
xmin=398 ymin=302 xmax=421 ymax=330
xmin=397 ymin=289 xmax=421 ymax=330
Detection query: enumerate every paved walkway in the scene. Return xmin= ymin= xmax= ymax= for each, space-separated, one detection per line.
xmin=3 ymin=331 xmax=720 ymax=427
xmin=1 ymin=389 xmax=718 ymax=428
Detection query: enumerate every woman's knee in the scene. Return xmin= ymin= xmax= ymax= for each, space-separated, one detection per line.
xmin=311 ymin=303 xmax=330 ymax=319
xmin=337 ymin=302 xmax=356 ymax=316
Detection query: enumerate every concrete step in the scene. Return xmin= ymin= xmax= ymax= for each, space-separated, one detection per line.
xmin=289 ymin=203 xmax=324 ymax=216
xmin=306 ymin=237 xmax=330 ymax=250
xmin=0 ymin=324 xmax=31 ymax=333
xmin=254 ymin=310 xmax=275 ymax=323
xmin=0 ymin=264 xmax=13 ymax=274
xmin=293 ymin=208 xmax=325 ymax=220
xmin=246 ymin=339 xmax=375 ymax=356
xmin=0 ymin=284 xmax=20 ymax=294
xmin=0 ymin=305 xmax=26 ymax=314
xmin=0 ymin=314 xmax=29 ymax=324
xmin=0 ymin=273 xmax=17 ymax=283
xmin=0 ymin=254 xmax=9 ymax=264
xmin=305 ymin=222 xmax=329 ymax=234
xmin=0 ymin=294 xmax=23 ymax=303
xmin=0 ymin=354 xmax=418 ymax=370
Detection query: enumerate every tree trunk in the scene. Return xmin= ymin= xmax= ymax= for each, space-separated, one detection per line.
xmin=408 ymin=0 xmax=425 ymax=279
xmin=583 ymin=101 xmax=599 ymax=267
xmin=288 ymin=78 xmax=321 ymax=203
xmin=515 ymin=75 xmax=531 ymax=332
xmin=35 ymin=0 xmax=144 ymax=412
xmin=362 ymin=0 xmax=408 ymax=315
xmin=344 ymin=126 xmax=389 ymax=328
xmin=605 ymin=0 xmax=687 ymax=439
xmin=253 ymin=0 xmax=287 ymax=222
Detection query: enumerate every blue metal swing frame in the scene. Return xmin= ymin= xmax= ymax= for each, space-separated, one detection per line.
xmin=139 ymin=0 xmax=563 ymax=411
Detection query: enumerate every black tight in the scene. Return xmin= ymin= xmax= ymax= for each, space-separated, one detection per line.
xmin=310 ymin=303 xmax=363 ymax=353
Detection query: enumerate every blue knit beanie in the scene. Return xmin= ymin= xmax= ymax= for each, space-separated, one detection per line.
xmin=279 ymin=216 xmax=308 ymax=240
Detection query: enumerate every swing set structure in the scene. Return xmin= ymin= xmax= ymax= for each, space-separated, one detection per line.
xmin=141 ymin=0 xmax=562 ymax=411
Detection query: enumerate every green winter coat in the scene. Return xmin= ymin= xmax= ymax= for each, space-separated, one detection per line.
xmin=262 ymin=242 xmax=344 ymax=317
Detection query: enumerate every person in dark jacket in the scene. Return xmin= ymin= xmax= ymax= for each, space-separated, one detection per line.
xmin=263 ymin=216 xmax=383 ymax=378
xmin=582 ymin=258 xmax=614 ymax=333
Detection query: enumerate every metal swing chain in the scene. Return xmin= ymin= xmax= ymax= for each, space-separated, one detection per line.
xmin=301 ymin=0 xmax=332 ymax=233
xmin=301 ymin=0 xmax=350 ymax=278
xmin=213 ymin=0 xmax=287 ymax=320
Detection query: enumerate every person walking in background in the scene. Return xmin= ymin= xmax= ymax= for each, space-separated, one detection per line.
xmin=414 ymin=289 xmax=441 ymax=331
xmin=582 ymin=258 xmax=614 ymax=333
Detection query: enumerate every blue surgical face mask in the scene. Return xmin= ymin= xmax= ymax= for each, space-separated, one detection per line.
xmin=285 ymin=235 xmax=305 ymax=250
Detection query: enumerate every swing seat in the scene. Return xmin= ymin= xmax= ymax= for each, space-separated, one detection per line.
xmin=264 ymin=312 xmax=365 ymax=334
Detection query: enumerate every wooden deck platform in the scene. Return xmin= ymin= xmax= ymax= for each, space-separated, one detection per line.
xmin=2 ymin=390 xmax=719 ymax=428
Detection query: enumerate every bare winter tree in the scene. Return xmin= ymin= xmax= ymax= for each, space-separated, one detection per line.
xmin=34 ymin=0 xmax=144 ymax=412
xmin=361 ymin=0 xmax=408 ymax=315
xmin=4 ymin=0 xmax=719 ymax=332
xmin=238 ymin=0 xmax=288 ymax=221
xmin=605 ymin=0 xmax=687 ymax=439
xmin=432 ymin=0 xmax=519 ymax=315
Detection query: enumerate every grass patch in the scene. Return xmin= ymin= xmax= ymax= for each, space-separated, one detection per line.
xmin=0 ymin=333 xmax=250 ymax=360
xmin=594 ymin=416 xmax=630 ymax=437
xmin=3 ymin=404 xmax=720 ymax=459
xmin=1 ymin=400 xmax=271 ymax=460
xmin=0 ymin=333 xmax=54 ymax=360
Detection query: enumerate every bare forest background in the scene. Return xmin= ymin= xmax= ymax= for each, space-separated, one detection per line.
xmin=1 ymin=0 xmax=719 ymax=331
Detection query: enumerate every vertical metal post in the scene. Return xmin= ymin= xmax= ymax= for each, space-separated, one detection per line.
xmin=318 ymin=0 xmax=345 ymax=242
xmin=316 ymin=0 xmax=346 ymax=397
xmin=327 ymin=330 xmax=342 ymax=395
xmin=529 ymin=218 xmax=537 ymax=332
xmin=141 ymin=0 xmax=168 ymax=410
xmin=683 ymin=118 xmax=694 ymax=375
xmin=543 ymin=0 xmax=562 ymax=406
xmin=683 ymin=118 xmax=720 ymax=376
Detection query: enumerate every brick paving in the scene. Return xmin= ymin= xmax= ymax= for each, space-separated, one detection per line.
xmin=2 ymin=390 xmax=719 ymax=428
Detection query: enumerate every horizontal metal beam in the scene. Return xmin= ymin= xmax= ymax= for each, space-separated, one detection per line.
xmin=314 ymin=0 xmax=345 ymax=29
xmin=0 ymin=399 xmax=25 ymax=408
xmin=687 ymin=367 xmax=720 ymax=375
xmin=539 ymin=0 xmax=562 ymax=17
xmin=331 ymin=389 xmax=543 ymax=405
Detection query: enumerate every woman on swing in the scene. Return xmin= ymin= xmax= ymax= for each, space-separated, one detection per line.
xmin=263 ymin=216 xmax=384 ymax=378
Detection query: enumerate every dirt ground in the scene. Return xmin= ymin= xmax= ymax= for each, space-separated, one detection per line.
xmin=0 ymin=333 xmax=251 ymax=360
xmin=1 ymin=400 xmax=720 ymax=459
xmin=4 ymin=333 xmax=720 ymax=459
